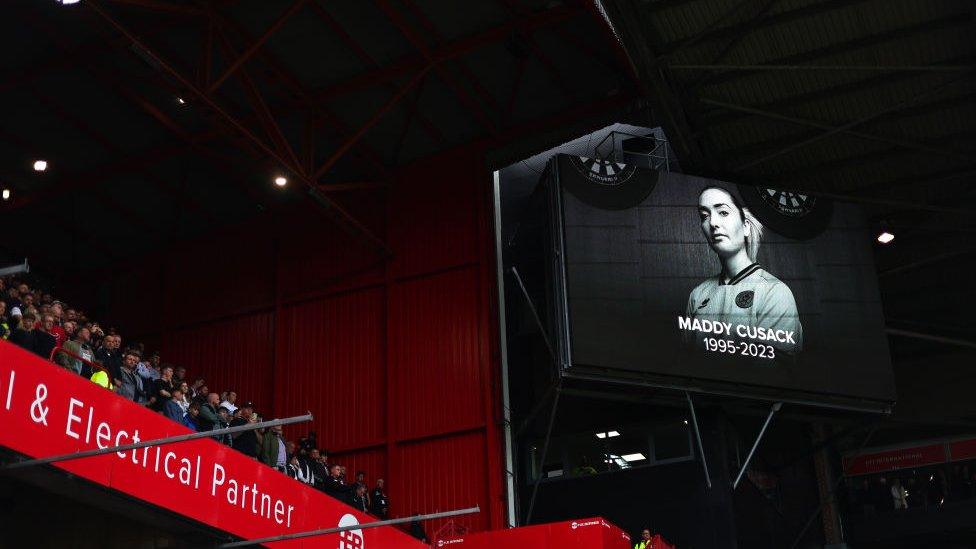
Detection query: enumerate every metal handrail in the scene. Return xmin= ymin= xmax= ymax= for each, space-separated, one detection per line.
xmin=49 ymin=344 xmax=112 ymax=382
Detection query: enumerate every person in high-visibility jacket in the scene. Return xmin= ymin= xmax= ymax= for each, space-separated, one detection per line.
xmin=90 ymin=369 xmax=115 ymax=391
xmin=634 ymin=528 xmax=674 ymax=549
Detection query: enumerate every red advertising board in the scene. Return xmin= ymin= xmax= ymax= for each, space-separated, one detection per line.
xmin=0 ymin=342 xmax=426 ymax=548
xmin=436 ymin=517 xmax=632 ymax=549
xmin=948 ymin=438 xmax=976 ymax=462
xmin=843 ymin=443 xmax=947 ymax=476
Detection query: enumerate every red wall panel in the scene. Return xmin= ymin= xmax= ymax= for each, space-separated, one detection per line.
xmin=390 ymin=267 xmax=486 ymax=441
xmin=398 ymin=431 xmax=490 ymax=533
xmin=162 ymin=312 xmax=274 ymax=411
xmin=277 ymin=289 xmax=386 ymax=450
xmin=389 ymin=148 xmax=481 ymax=278
xmin=94 ymin=144 xmax=506 ymax=533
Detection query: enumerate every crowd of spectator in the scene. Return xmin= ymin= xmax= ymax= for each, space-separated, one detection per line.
xmin=845 ymin=461 xmax=976 ymax=516
xmin=0 ymin=276 xmax=395 ymax=525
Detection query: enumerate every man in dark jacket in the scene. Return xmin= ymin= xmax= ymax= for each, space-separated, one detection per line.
xmin=8 ymin=311 xmax=37 ymax=353
xmin=350 ymin=484 xmax=369 ymax=514
xmin=323 ymin=464 xmax=355 ymax=502
xmin=163 ymin=389 xmax=185 ymax=423
xmin=230 ymin=402 xmax=260 ymax=458
xmin=371 ymin=478 xmax=390 ymax=519
xmin=94 ymin=335 xmax=123 ymax=382
xmin=150 ymin=365 xmax=176 ymax=412
xmin=197 ymin=392 xmax=221 ymax=431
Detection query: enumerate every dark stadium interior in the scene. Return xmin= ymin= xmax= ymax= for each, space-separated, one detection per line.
xmin=1 ymin=0 xmax=975 ymax=548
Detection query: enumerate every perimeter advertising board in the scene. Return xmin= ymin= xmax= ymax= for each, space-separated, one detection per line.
xmin=0 ymin=341 xmax=425 ymax=548
xmin=545 ymin=154 xmax=895 ymax=406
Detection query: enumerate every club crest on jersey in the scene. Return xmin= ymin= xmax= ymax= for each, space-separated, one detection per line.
xmin=735 ymin=291 xmax=754 ymax=309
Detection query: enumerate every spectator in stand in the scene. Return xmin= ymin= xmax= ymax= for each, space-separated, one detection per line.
xmin=0 ymin=300 xmax=11 ymax=340
xmin=9 ymin=311 xmax=39 ymax=355
xmin=90 ymin=366 xmax=114 ymax=391
xmin=135 ymin=352 xmax=160 ymax=386
xmin=351 ymin=484 xmax=369 ymax=514
xmin=34 ymin=315 xmax=58 ymax=360
xmin=231 ymin=402 xmax=260 ymax=458
xmin=176 ymin=381 xmax=191 ymax=414
xmin=150 ymin=365 xmax=176 ymax=412
xmin=95 ymin=335 xmax=123 ymax=383
xmin=116 ymin=350 xmax=144 ymax=402
xmin=215 ymin=406 xmax=233 ymax=446
xmin=57 ymin=327 xmax=94 ymax=375
xmin=323 ymin=464 xmax=355 ymax=501
xmin=354 ymin=471 xmax=371 ymax=509
xmin=371 ymin=479 xmax=389 ymax=519
xmin=305 ymin=448 xmax=328 ymax=488
xmin=189 ymin=378 xmax=206 ymax=400
xmin=220 ymin=391 xmax=238 ymax=414
xmin=198 ymin=393 xmax=221 ymax=431
xmin=163 ymin=388 xmax=185 ymax=422
xmin=286 ymin=454 xmax=311 ymax=483
xmin=62 ymin=320 xmax=77 ymax=341
xmin=191 ymin=384 xmax=209 ymax=405
xmin=173 ymin=365 xmax=187 ymax=387
xmin=182 ymin=401 xmax=201 ymax=431
xmin=260 ymin=424 xmax=286 ymax=471
xmin=5 ymin=286 xmax=22 ymax=312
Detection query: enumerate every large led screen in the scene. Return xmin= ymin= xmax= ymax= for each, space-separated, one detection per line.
xmin=553 ymin=154 xmax=896 ymax=404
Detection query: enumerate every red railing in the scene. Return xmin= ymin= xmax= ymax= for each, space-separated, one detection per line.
xmin=48 ymin=344 xmax=112 ymax=383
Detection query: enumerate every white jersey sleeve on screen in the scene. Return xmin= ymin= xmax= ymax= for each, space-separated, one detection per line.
xmin=752 ymin=272 xmax=803 ymax=354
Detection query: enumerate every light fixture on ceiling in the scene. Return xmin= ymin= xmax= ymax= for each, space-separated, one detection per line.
xmin=274 ymin=176 xmax=288 ymax=187
xmin=877 ymin=231 xmax=895 ymax=244
xmin=620 ymin=453 xmax=646 ymax=462
xmin=57 ymin=0 xmax=82 ymax=4
xmin=2 ymin=189 xmax=10 ymax=201
xmin=176 ymin=96 xmax=187 ymax=105
xmin=595 ymin=432 xmax=606 ymax=439
xmin=683 ymin=420 xmax=689 ymax=425
xmin=607 ymin=430 xmax=620 ymax=438
xmin=33 ymin=160 xmax=48 ymax=172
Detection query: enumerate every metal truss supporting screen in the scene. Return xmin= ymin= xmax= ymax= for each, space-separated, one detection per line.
xmin=545 ymin=153 xmax=895 ymax=406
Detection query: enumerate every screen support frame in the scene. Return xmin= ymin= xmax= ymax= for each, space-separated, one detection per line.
xmin=685 ymin=391 xmax=712 ymax=489
xmin=732 ymin=401 xmax=782 ymax=490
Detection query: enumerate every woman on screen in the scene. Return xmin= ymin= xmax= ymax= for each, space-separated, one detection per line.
xmin=684 ymin=186 xmax=802 ymax=359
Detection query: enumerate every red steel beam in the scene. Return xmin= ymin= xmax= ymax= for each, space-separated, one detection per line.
xmin=400 ymin=0 xmax=499 ymax=111
xmin=212 ymin=24 xmax=304 ymax=175
xmin=374 ymin=0 xmax=498 ymax=137
xmin=307 ymin=1 xmax=446 ymax=148
xmin=104 ymin=0 xmax=204 ymax=16
xmin=206 ymin=8 xmax=392 ymax=179
xmin=85 ymin=0 xmax=389 ymax=254
xmin=208 ymin=0 xmax=308 ymax=93
xmin=311 ymin=4 xmax=577 ymax=100
xmin=312 ymin=64 xmax=432 ymax=181
xmin=495 ymin=0 xmax=574 ymax=99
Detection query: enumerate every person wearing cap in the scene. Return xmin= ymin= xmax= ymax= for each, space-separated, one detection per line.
xmin=230 ymin=402 xmax=260 ymax=458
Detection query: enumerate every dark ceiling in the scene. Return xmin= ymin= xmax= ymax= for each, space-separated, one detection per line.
xmin=599 ymin=0 xmax=976 ymax=370
xmin=0 ymin=0 xmax=636 ymax=275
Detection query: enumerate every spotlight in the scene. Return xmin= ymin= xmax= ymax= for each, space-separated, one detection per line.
xmin=877 ymin=231 xmax=895 ymax=244
xmin=177 ymin=97 xmax=186 ymax=105
xmin=57 ymin=0 xmax=82 ymax=4
xmin=33 ymin=160 xmax=48 ymax=172
xmin=274 ymin=176 xmax=287 ymax=187
xmin=2 ymin=189 xmax=10 ymax=201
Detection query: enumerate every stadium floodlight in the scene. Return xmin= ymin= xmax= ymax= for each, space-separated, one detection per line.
xmin=877 ymin=231 xmax=895 ymax=244
xmin=607 ymin=430 xmax=620 ymax=437
xmin=57 ymin=0 xmax=82 ymax=4
xmin=595 ymin=432 xmax=606 ymax=439
xmin=1 ymin=189 xmax=10 ymax=201
xmin=274 ymin=176 xmax=287 ymax=187
xmin=33 ymin=160 xmax=48 ymax=172
xmin=620 ymin=453 xmax=646 ymax=462
xmin=176 ymin=96 xmax=186 ymax=105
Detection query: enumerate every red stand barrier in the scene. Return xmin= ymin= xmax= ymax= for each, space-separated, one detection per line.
xmin=436 ymin=517 xmax=633 ymax=549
